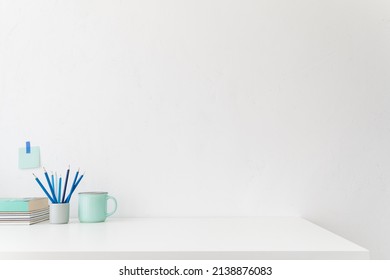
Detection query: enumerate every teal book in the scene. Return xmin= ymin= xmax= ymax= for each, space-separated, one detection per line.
xmin=0 ymin=197 xmax=48 ymax=212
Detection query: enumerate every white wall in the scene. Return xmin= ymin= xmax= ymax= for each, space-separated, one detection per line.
xmin=1 ymin=0 xmax=390 ymax=258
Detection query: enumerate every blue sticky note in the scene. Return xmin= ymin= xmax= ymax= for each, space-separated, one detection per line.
xmin=18 ymin=146 xmax=41 ymax=169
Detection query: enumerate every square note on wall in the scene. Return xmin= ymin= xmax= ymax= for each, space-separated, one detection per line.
xmin=18 ymin=146 xmax=41 ymax=169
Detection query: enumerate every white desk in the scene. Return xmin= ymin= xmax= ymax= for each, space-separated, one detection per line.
xmin=0 ymin=217 xmax=369 ymax=259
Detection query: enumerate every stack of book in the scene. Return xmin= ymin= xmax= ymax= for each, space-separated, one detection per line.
xmin=0 ymin=197 xmax=49 ymax=225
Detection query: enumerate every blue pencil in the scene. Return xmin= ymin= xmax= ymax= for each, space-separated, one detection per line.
xmin=74 ymin=172 xmax=84 ymax=187
xmin=71 ymin=169 xmax=79 ymax=191
xmin=62 ymin=166 xmax=70 ymax=203
xmin=43 ymin=167 xmax=57 ymax=203
xmin=65 ymin=174 xmax=83 ymax=203
xmin=54 ymin=173 xmax=57 ymax=201
xmin=51 ymin=173 xmax=55 ymax=195
xmin=58 ymin=176 xmax=62 ymax=203
xmin=64 ymin=169 xmax=79 ymax=203
xmin=33 ymin=174 xmax=55 ymax=203
xmin=65 ymin=173 xmax=84 ymax=203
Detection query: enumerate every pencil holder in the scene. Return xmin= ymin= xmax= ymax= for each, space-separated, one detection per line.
xmin=50 ymin=203 xmax=70 ymax=224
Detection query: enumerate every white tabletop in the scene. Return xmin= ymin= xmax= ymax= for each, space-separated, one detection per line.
xmin=0 ymin=217 xmax=369 ymax=259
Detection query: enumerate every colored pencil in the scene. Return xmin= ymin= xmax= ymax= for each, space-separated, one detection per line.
xmin=58 ymin=176 xmax=62 ymax=203
xmin=65 ymin=172 xmax=84 ymax=203
xmin=51 ymin=173 xmax=55 ymax=195
xmin=72 ymin=169 xmax=80 ymax=191
xmin=62 ymin=166 xmax=70 ymax=203
xmin=33 ymin=173 xmax=55 ymax=203
xmin=55 ymin=172 xmax=57 ymax=201
xmin=64 ymin=168 xmax=79 ymax=203
xmin=43 ymin=167 xmax=57 ymax=203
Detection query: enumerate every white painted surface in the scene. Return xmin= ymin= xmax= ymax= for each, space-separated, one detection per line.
xmin=0 ymin=1 xmax=389 ymax=258
xmin=0 ymin=217 xmax=369 ymax=259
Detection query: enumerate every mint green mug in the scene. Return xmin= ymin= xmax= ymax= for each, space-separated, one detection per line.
xmin=78 ymin=192 xmax=117 ymax=223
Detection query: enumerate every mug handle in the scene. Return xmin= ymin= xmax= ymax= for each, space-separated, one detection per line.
xmin=106 ymin=195 xmax=117 ymax=217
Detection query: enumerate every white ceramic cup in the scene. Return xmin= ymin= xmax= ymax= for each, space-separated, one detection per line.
xmin=50 ymin=203 xmax=70 ymax=224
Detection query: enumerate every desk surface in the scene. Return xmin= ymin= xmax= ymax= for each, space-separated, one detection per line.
xmin=0 ymin=217 xmax=369 ymax=260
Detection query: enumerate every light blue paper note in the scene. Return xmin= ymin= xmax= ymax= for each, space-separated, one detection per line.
xmin=18 ymin=146 xmax=41 ymax=169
